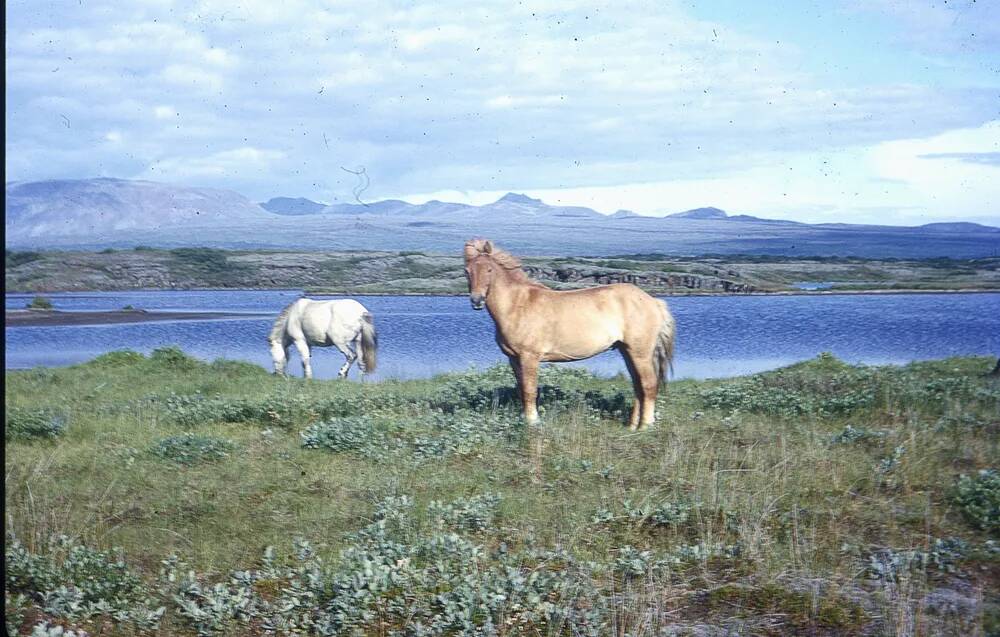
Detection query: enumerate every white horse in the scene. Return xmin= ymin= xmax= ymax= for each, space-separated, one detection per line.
xmin=268 ymin=298 xmax=377 ymax=379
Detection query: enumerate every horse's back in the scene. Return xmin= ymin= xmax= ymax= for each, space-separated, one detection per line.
xmin=297 ymin=298 xmax=368 ymax=318
xmin=549 ymin=282 xmax=658 ymax=316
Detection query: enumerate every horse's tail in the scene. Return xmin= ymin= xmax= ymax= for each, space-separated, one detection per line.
xmin=359 ymin=311 xmax=378 ymax=373
xmin=652 ymin=300 xmax=676 ymax=392
xmin=269 ymin=300 xmax=298 ymax=345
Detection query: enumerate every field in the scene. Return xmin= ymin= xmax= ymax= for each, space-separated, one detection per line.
xmin=7 ymin=248 xmax=1000 ymax=295
xmin=5 ymin=351 xmax=1000 ymax=636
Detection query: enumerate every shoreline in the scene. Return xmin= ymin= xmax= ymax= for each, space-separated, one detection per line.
xmin=6 ymin=287 xmax=1000 ymax=299
xmin=5 ymin=288 xmax=998 ymax=328
xmin=5 ymin=309 xmax=271 ymax=327
xmin=301 ymin=288 xmax=1000 ymax=297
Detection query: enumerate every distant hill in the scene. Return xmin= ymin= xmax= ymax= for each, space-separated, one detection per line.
xmin=5 ymin=178 xmax=999 ymax=258
xmin=6 ymin=178 xmax=270 ymax=245
xmin=261 ymin=197 xmax=327 ymax=215
xmin=918 ymin=222 xmax=995 ymax=233
xmin=669 ymin=207 xmax=728 ymax=220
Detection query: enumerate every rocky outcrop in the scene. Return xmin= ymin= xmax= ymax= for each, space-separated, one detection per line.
xmin=523 ymin=265 xmax=757 ymax=293
xmin=7 ymin=250 xmax=762 ymax=293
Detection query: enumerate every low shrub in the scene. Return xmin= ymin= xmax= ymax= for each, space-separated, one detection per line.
xmin=830 ymin=424 xmax=888 ymax=446
xmin=5 ymin=408 xmax=67 ymax=440
xmin=923 ymin=377 xmax=976 ymax=400
xmin=951 ymin=469 xmax=1000 ymax=533
xmin=428 ymin=366 xmax=519 ymax=412
xmin=299 ymin=417 xmax=386 ymax=456
xmin=150 ymin=433 xmax=234 ymax=465
xmin=409 ymin=411 xmax=523 ymax=459
xmin=428 ymin=493 xmax=502 ymax=532
xmin=428 ymin=364 xmax=630 ymax=417
xmin=163 ymin=391 xmax=375 ymax=429
xmin=160 ymin=495 xmax=604 ymax=635
xmin=613 ymin=541 xmax=742 ymax=577
xmin=5 ymin=536 xmax=163 ymax=629
xmin=625 ymin=498 xmax=694 ymax=528
xmin=6 ymin=250 xmax=43 ymax=268
xmin=149 ymin=347 xmax=201 ymax=370
xmin=86 ymin=350 xmax=146 ymax=367
xmin=208 ymin=359 xmax=269 ymax=378
xmin=865 ymin=537 xmax=969 ymax=580
xmin=593 ymin=497 xmax=701 ymax=532
xmin=26 ymin=296 xmax=54 ymax=310
xmin=699 ymin=355 xmax=889 ymax=418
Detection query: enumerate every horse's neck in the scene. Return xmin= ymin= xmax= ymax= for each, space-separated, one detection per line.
xmin=485 ymin=271 xmax=534 ymax=327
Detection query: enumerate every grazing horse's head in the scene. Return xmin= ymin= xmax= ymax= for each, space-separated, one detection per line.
xmin=463 ymin=239 xmax=495 ymax=310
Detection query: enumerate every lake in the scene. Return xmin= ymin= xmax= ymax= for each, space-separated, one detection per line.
xmin=6 ymin=291 xmax=1000 ymax=380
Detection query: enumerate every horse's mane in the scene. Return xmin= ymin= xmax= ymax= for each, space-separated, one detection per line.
xmin=464 ymin=239 xmax=545 ymax=287
xmin=268 ymin=300 xmax=297 ymax=344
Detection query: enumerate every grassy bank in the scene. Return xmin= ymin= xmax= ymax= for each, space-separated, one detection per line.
xmin=7 ymin=247 xmax=1000 ymax=295
xmin=5 ymin=351 xmax=1000 ymax=635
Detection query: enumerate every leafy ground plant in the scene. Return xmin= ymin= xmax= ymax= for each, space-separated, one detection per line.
xmin=5 ymin=536 xmax=164 ymax=631
xmin=951 ymin=469 xmax=1000 ymax=533
xmin=149 ymin=433 xmax=234 ymax=465
xmin=5 ymin=408 xmax=66 ymax=441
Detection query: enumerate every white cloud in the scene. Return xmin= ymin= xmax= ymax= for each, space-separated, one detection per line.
xmin=399 ymin=24 xmax=473 ymax=52
xmin=203 ymin=47 xmax=236 ymax=67
xmin=153 ymin=105 xmax=176 ymax=119
xmin=146 ymin=146 xmax=286 ymax=180
xmin=161 ymin=64 xmax=225 ymax=91
xmin=485 ymin=94 xmax=565 ymax=109
xmin=841 ymin=0 xmax=1000 ymax=54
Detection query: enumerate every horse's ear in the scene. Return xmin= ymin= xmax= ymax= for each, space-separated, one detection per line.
xmin=463 ymin=242 xmax=478 ymax=261
xmin=483 ymin=240 xmax=493 ymax=254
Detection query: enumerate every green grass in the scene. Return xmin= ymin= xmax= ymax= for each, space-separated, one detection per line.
xmin=5 ymin=351 xmax=1000 ymax=635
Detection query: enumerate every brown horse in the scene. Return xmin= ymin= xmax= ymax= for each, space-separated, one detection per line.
xmin=464 ymin=239 xmax=676 ymax=430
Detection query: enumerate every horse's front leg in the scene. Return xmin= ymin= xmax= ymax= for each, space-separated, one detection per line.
xmin=507 ymin=354 xmax=523 ymax=392
xmin=516 ymin=354 xmax=541 ymax=424
xmin=293 ymin=339 xmax=313 ymax=379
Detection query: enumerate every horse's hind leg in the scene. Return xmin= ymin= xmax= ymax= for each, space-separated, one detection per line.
xmin=270 ymin=341 xmax=288 ymax=376
xmin=334 ymin=340 xmax=357 ymax=378
xmin=293 ymin=339 xmax=313 ymax=379
xmin=617 ymin=345 xmax=642 ymax=430
xmin=635 ymin=358 xmax=659 ymax=429
xmin=621 ymin=345 xmax=658 ymax=430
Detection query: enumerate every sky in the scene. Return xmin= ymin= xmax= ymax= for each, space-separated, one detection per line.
xmin=5 ymin=0 xmax=1000 ymax=225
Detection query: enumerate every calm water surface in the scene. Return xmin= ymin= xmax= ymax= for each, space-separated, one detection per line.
xmin=6 ymin=291 xmax=1000 ymax=380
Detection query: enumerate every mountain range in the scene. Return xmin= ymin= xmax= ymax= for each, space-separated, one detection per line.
xmin=6 ymin=178 xmax=1000 ymax=258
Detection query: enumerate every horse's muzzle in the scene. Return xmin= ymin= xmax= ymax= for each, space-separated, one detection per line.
xmin=470 ymin=295 xmax=485 ymax=310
